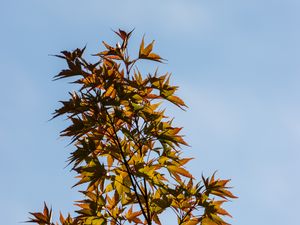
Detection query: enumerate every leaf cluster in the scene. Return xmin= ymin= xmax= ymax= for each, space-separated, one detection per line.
xmin=28 ymin=30 xmax=236 ymax=225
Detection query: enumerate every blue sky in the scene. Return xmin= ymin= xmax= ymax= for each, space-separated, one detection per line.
xmin=1 ymin=0 xmax=300 ymax=224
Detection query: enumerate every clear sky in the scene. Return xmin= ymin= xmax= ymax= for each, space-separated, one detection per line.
xmin=1 ymin=0 xmax=300 ymax=224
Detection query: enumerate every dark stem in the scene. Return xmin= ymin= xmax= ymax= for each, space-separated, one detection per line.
xmin=134 ymin=117 xmax=151 ymax=223
xmin=104 ymin=107 xmax=151 ymax=224
xmin=178 ymin=200 xmax=198 ymax=225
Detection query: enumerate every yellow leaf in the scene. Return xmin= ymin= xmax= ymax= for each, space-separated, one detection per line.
xmin=105 ymin=183 xmax=114 ymax=193
xmin=182 ymin=218 xmax=199 ymax=225
xmin=201 ymin=217 xmax=219 ymax=225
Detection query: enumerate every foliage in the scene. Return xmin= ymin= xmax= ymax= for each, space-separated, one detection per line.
xmin=28 ymin=29 xmax=236 ymax=225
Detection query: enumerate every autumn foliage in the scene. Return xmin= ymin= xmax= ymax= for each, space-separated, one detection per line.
xmin=28 ymin=30 xmax=236 ymax=225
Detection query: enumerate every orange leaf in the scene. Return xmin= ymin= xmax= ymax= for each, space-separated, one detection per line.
xmin=143 ymin=40 xmax=154 ymax=56
xmin=169 ymin=166 xmax=193 ymax=178
xmin=179 ymin=158 xmax=194 ymax=166
xmin=148 ymin=53 xmax=163 ymax=62
xmin=107 ymin=155 xmax=113 ymax=169
xmin=166 ymin=95 xmax=186 ymax=107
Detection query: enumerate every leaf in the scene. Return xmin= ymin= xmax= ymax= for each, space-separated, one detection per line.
xmin=114 ymin=29 xmax=127 ymax=41
xmin=126 ymin=207 xmax=143 ymax=223
xmin=27 ymin=203 xmax=52 ymax=224
xmin=179 ymin=158 xmax=194 ymax=166
xmin=107 ymin=155 xmax=113 ymax=169
xmin=132 ymin=102 xmax=144 ymax=111
xmin=139 ymin=36 xmax=145 ymax=57
xmin=139 ymin=37 xmax=163 ymax=62
xmin=114 ymin=173 xmax=130 ymax=195
xmin=102 ymin=41 xmax=114 ymax=51
xmin=152 ymin=213 xmax=162 ymax=225
xmin=143 ymin=40 xmax=154 ymax=56
xmin=166 ymin=95 xmax=187 ymax=107
xmin=201 ymin=217 xmax=219 ymax=225
xmin=104 ymin=85 xmax=116 ymax=98
xmin=182 ymin=218 xmax=199 ymax=225
xmin=147 ymin=53 xmax=163 ymax=62
xmin=168 ymin=166 xmax=194 ymax=179
xmin=217 ymin=207 xmax=232 ymax=218
xmin=211 ymin=189 xmax=237 ymax=199
xmin=59 ymin=213 xmax=65 ymax=224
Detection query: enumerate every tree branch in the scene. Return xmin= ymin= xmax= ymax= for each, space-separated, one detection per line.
xmin=104 ymin=107 xmax=151 ymax=224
